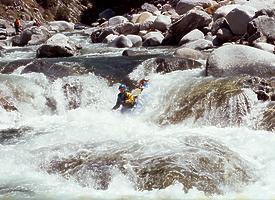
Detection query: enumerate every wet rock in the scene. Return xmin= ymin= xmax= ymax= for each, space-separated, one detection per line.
xmin=176 ymin=0 xmax=213 ymax=15
xmin=62 ymin=81 xmax=83 ymax=110
xmin=155 ymin=57 xmax=202 ymax=73
xmin=36 ymin=33 xmax=79 ymax=58
xmin=225 ymin=5 xmax=257 ymax=35
xmin=216 ymin=28 xmax=234 ymax=42
xmin=255 ymin=90 xmax=270 ymax=101
xmin=45 ymin=136 xmax=254 ymax=194
xmin=179 ymin=29 xmax=204 ymax=45
xmin=143 ymin=31 xmax=164 ymax=46
xmin=174 ymin=47 xmax=205 ymax=60
xmin=122 ymin=49 xmax=148 ymax=56
xmin=181 ymin=39 xmax=213 ymax=50
xmin=211 ymin=17 xmax=230 ymax=35
xmin=21 ymin=60 xmax=90 ymax=79
xmin=12 ymin=29 xmax=32 ymax=46
xmin=163 ymin=10 xmax=212 ymax=45
xmin=158 ymin=77 xmax=254 ymax=126
xmin=0 ymin=96 xmax=17 ymax=112
xmin=0 ymin=59 xmax=31 ymax=74
xmin=206 ymin=44 xmax=275 ymax=78
xmin=103 ymin=34 xmax=118 ymax=43
xmin=108 ymin=35 xmax=133 ymax=48
xmin=259 ymin=103 xmax=275 ymax=132
xmin=0 ymin=127 xmax=32 ymax=144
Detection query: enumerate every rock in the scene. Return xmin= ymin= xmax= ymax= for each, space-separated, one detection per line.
xmin=143 ymin=31 xmax=164 ymax=46
xmin=255 ymin=90 xmax=270 ymax=101
xmin=11 ymin=29 xmax=32 ymax=46
xmin=114 ymin=22 xmax=140 ymax=35
xmin=103 ymin=34 xmax=118 ymax=43
xmin=211 ymin=17 xmax=230 ymax=35
xmin=91 ymin=28 xmax=117 ymax=43
xmin=136 ymin=12 xmax=153 ymax=24
xmin=153 ymin=15 xmax=171 ymax=32
xmin=122 ymin=49 xmax=148 ymax=56
xmin=141 ymin=3 xmax=159 ymax=14
xmin=126 ymin=35 xmax=142 ymax=47
xmin=216 ymin=28 xmax=234 ymax=42
xmin=254 ymin=42 xmax=275 ymax=53
xmin=108 ymin=16 xmax=128 ymax=26
xmin=174 ymin=47 xmax=205 ymax=60
xmin=181 ymin=39 xmax=213 ymax=50
xmin=179 ymin=29 xmax=204 ymax=45
xmin=176 ymin=0 xmax=213 ymax=15
xmin=21 ymin=60 xmax=90 ymax=79
xmin=108 ymin=35 xmax=133 ymax=48
xmin=225 ymin=5 xmax=257 ymax=35
xmin=259 ymin=103 xmax=275 ymax=132
xmin=163 ymin=10 xmax=212 ymax=45
xmin=0 ymin=96 xmax=17 ymax=112
xmin=247 ymin=16 xmax=275 ymax=43
xmin=213 ymin=4 xmax=239 ymax=21
xmin=155 ymin=57 xmax=202 ymax=73
xmin=48 ymin=21 xmax=75 ymax=32
xmin=36 ymin=33 xmax=78 ymax=58
xmin=206 ymin=44 xmax=275 ymax=78
xmin=99 ymin=8 xmax=115 ymax=20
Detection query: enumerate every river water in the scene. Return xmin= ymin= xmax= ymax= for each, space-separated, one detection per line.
xmin=0 ymin=34 xmax=274 ymax=200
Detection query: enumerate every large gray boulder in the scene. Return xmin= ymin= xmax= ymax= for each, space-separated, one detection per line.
xmin=213 ymin=4 xmax=239 ymax=21
xmin=36 ymin=33 xmax=78 ymax=58
xmin=126 ymin=35 xmax=142 ymax=47
xmin=225 ymin=5 xmax=257 ymax=35
xmin=206 ymin=44 xmax=275 ymax=78
xmin=163 ymin=10 xmax=212 ymax=45
xmin=179 ymin=29 xmax=204 ymax=45
xmin=253 ymin=42 xmax=275 ymax=53
xmin=176 ymin=0 xmax=213 ymax=15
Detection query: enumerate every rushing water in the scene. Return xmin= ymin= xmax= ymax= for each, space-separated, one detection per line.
xmin=0 ymin=34 xmax=274 ymax=200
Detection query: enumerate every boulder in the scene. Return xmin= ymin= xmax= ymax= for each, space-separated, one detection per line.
xmin=152 ymin=15 xmax=171 ymax=31
xmin=211 ymin=17 xmax=230 ymax=35
xmin=247 ymin=16 xmax=275 ymax=43
xmin=225 ymin=5 xmax=257 ymax=35
xmin=155 ymin=57 xmax=202 ymax=73
xmin=174 ymin=47 xmax=205 ymax=60
xmin=108 ymin=16 xmax=128 ymax=26
xmin=103 ymin=34 xmax=118 ymax=43
xmin=143 ymin=31 xmax=164 ymax=46
xmin=136 ymin=12 xmax=153 ymax=24
xmin=114 ymin=22 xmax=140 ymax=35
xmin=141 ymin=3 xmax=159 ymax=14
xmin=48 ymin=21 xmax=75 ymax=32
xmin=179 ymin=29 xmax=204 ymax=45
xmin=213 ymin=4 xmax=239 ymax=21
xmin=126 ymin=35 xmax=142 ymax=47
xmin=254 ymin=42 xmax=275 ymax=53
xmin=36 ymin=33 xmax=78 ymax=58
xmin=181 ymin=39 xmax=213 ymax=50
xmin=99 ymin=8 xmax=115 ymax=20
xmin=91 ymin=28 xmax=117 ymax=43
xmin=11 ymin=29 xmax=32 ymax=46
xmin=122 ymin=49 xmax=148 ymax=56
xmin=216 ymin=28 xmax=234 ymax=42
xmin=176 ymin=0 xmax=213 ymax=15
xmin=108 ymin=35 xmax=133 ymax=48
xmin=0 ymin=96 xmax=17 ymax=112
xmin=163 ymin=10 xmax=212 ymax=45
xmin=206 ymin=44 xmax=275 ymax=78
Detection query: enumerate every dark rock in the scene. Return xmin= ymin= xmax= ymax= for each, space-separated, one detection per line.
xmin=163 ymin=10 xmax=212 ymax=45
xmin=211 ymin=17 xmax=230 ymax=35
xmin=122 ymin=49 xmax=148 ymax=56
xmin=0 ymin=96 xmax=17 ymax=112
xmin=255 ymin=90 xmax=270 ymax=101
xmin=114 ymin=22 xmax=140 ymax=35
xmin=91 ymin=28 xmax=117 ymax=43
xmin=155 ymin=57 xmax=202 ymax=73
xmin=108 ymin=35 xmax=133 ymax=48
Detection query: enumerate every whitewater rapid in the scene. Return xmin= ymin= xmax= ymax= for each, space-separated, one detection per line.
xmin=0 ymin=36 xmax=274 ymax=199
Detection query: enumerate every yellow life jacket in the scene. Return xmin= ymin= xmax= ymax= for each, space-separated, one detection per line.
xmin=124 ymin=92 xmax=135 ymax=105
